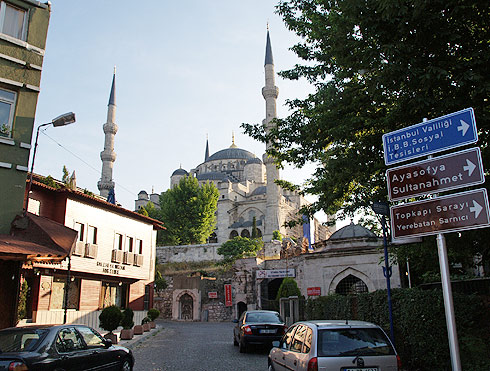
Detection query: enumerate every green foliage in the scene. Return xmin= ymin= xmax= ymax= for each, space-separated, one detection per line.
xmin=141 ymin=316 xmax=150 ymax=325
xmin=121 ymin=308 xmax=134 ymax=329
xmin=147 ymin=308 xmax=160 ymax=321
xmin=17 ymin=281 xmax=29 ymax=320
xmin=138 ymin=207 xmax=149 ymax=216
xmin=276 ymin=277 xmax=301 ymax=301
xmin=154 ymin=277 xmax=168 ymax=291
xmin=158 ymin=177 xmax=219 ymax=245
xmin=272 ymin=230 xmax=282 ymax=241
xmin=62 ymin=165 xmax=70 ymax=185
xmin=242 ymin=0 xmax=490 ymax=222
xmin=217 ymin=236 xmax=264 ymax=265
xmin=38 ymin=175 xmax=60 ymax=189
xmin=304 ymin=289 xmax=490 ymax=370
xmin=99 ymin=305 xmax=122 ymax=333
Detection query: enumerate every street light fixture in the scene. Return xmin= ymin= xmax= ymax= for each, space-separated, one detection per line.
xmin=24 ymin=112 xmax=76 ymax=214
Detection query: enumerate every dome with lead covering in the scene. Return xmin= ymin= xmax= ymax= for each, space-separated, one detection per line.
xmin=206 ymin=147 xmax=256 ymax=162
xmin=329 ymin=222 xmax=377 ymax=240
xmin=171 ymin=168 xmax=188 ymax=176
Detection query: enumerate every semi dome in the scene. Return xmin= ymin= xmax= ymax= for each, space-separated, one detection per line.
xmin=246 ymin=157 xmax=262 ymax=165
xmin=329 ymin=222 xmax=377 ymax=240
xmin=171 ymin=168 xmax=188 ymax=176
xmin=250 ymin=186 xmax=266 ymax=196
xmin=206 ymin=147 xmax=256 ymax=162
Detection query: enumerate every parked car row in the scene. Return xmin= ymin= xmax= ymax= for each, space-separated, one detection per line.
xmin=234 ymin=310 xmax=401 ymax=371
xmin=0 ymin=325 xmax=134 ymax=371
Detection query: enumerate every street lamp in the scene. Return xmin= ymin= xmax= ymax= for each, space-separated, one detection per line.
xmin=24 ymin=112 xmax=76 ymax=214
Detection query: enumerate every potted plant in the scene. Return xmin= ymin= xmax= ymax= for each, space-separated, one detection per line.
xmin=99 ymin=305 xmax=122 ymax=344
xmin=120 ymin=308 xmax=134 ymax=340
xmin=141 ymin=316 xmax=151 ymax=332
xmin=147 ymin=308 xmax=160 ymax=329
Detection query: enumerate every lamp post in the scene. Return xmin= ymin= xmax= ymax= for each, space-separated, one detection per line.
xmin=24 ymin=112 xmax=76 ymax=214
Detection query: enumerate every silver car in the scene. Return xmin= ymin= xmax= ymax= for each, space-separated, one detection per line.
xmin=268 ymin=320 xmax=401 ymax=371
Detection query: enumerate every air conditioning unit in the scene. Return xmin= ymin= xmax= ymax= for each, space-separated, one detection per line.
xmin=73 ymin=241 xmax=85 ymax=256
xmin=85 ymin=243 xmax=98 ymax=259
xmin=111 ymin=249 xmax=123 ymax=263
xmin=133 ymin=254 xmax=144 ymax=267
xmin=123 ymin=251 xmax=134 ymax=265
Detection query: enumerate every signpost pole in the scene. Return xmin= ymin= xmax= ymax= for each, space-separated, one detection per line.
xmin=381 ymin=216 xmax=395 ymax=346
xmin=436 ymin=233 xmax=462 ymax=371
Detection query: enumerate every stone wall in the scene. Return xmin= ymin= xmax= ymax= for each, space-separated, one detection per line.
xmin=157 ymin=243 xmax=222 ymax=263
xmin=153 ymin=275 xmax=174 ymax=319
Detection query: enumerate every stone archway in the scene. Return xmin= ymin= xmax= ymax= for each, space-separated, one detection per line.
xmin=173 ymin=289 xmax=200 ymax=321
xmin=328 ymin=267 xmax=375 ymax=294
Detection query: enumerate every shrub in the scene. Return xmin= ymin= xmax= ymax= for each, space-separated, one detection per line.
xmin=154 ymin=277 xmax=168 ymax=291
xmin=147 ymin=308 xmax=160 ymax=321
xmin=141 ymin=316 xmax=150 ymax=325
xmin=121 ymin=308 xmax=134 ymax=329
xmin=276 ymin=277 xmax=301 ymax=301
xmin=99 ymin=305 xmax=122 ymax=333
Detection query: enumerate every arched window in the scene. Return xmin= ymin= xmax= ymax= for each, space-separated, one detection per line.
xmin=335 ymin=275 xmax=368 ymax=295
xmin=208 ymin=232 xmax=217 ymax=243
xmin=241 ymin=229 xmax=250 ymax=238
xmin=229 ymin=230 xmax=238 ymax=239
xmin=256 ymin=228 xmax=262 ymax=237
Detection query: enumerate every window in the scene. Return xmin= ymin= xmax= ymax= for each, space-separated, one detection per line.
xmin=56 ymin=328 xmax=84 ymax=353
xmin=76 ymin=327 xmax=105 ymax=348
xmin=74 ymin=222 xmax=84 ymax=242
xmin=0 ymin=2 xmax=27 ymax=40
xmin=87 ymin=226 xmax=97 ymax=244
xmin=99 ymin=282 xmax=128 ymax=308
xmin=128 ymin=237 xmax=133 ymax=252
xmin=291 ymin=325 xmax=306 ymax=352
xmin=0 ymin=88 xmax=16 ymax=138
xmin=50 ymin=277 xmax=80 ymax=310
xmin=280 ymin=326 xmax=297 ymax=350
xmin=137 ymin=239 xmax=143 ymax=254
xmin=303 ymin=327 xmax=313 ymax=354
xmin=335 ymin=275 xmax=368 ymax=295
xmin=115 ymin=233 xmax=123 ymax=250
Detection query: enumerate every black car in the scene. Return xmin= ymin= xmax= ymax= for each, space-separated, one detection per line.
xmin=233 ymin=310 xmax=287 ymax=353
xmin=0 ymin=324 xmax=134 ymax=371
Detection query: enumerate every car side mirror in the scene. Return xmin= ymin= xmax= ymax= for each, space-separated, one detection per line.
xmin=232 ymin=319 xmax=238 ymax=323
xmin=104 ymin=338 xmax=112 ymax=348
xmin=272 ymin=341 xmax=280 ymax=348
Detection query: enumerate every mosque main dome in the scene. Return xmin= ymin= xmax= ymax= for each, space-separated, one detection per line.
xmin=206 ymin=147 xmax=256 ymax=162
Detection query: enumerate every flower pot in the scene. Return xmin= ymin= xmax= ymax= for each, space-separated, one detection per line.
xmin=133 ymin=325 xmax=144 ymax=335
xmin=103 ymin=332 xmax=118 ymax=344
xmin=143 ymin=323 xmax=151 ymax=332
xmin=150 ymin=321 xmax=156 ymax=329
xmin=120 ymin=328 xmax=134 ymax=340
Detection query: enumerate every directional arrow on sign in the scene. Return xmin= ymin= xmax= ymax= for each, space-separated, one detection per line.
xmin=464 ymin=159 xmax=476 ymax=176
xmin=458 ymin=120 xmax=470 ymax=136
xmin=470 ymin=200 xmax=483 ymax=218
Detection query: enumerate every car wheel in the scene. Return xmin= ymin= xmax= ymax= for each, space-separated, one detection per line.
xmin=120 ymin=358 xmax=132 ymax=371
xmin=238 ymin=339 xmax=247 ymax=353
xmin=233 ymin=334 xmax=238 ymax=346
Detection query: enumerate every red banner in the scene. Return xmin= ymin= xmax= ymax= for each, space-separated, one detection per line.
xmin=224 ymin=284 xmax=232 ymax=307
xmin=307 ymin=287 xmax=321 ymax=296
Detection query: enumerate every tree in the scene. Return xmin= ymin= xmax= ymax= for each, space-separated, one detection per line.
xmin=276 ymin=277 xmax=301 ymax=301
xmin=217 ymin=236 xmax=264 ymax=265
xmin=62 ymin=165 xmax=70 ymax=185
xmin=242 ymin=0 xmax=490 ymax=278
xmin=243 ymin=0 xmax=490 ymax=221
xmin=159 ymin=176 xmax=219 ymax=245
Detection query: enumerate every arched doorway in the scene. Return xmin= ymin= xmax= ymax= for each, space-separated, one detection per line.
xmin=237 ymin=301 xmax=247 ymax=319
xmin=335 ymin=274 xmax=368 ymax=295
xmin=179 ymin=293 xmax=193 ymax=320
xmin=260 ymin=278 xmax=283 ymax=310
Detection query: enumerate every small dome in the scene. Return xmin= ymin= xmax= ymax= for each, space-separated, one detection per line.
xmin=172 ymin=168 xmax=188 ymax=176
xmin=138 ymin=190 xmax=148 ymax=195
xmin=207 ymin=147 xmax=255 ymax=162
xmin=246 ymin=157 xmax=262 ymax=165
xmin=250 ymin=186 xmax=267 ymax=196
xmin=196 ymin=172 xmax=226 ymax=181
xmin=329 ymin=222 xmax=377 ymax=240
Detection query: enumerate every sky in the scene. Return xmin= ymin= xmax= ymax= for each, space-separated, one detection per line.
xmin=33 ymin=1 xmax=329 ymax=222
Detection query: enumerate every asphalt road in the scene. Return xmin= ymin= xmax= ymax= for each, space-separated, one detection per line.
xmin=131 ymin=320 xmax=269 ymax=371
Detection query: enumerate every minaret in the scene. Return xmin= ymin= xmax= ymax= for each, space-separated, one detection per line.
xmin=262 ymin=28 xmax=282 ymax=241
xmin=204 ymin=135 xmax=209 ymax=162
xmin=97 ymin=68 xmax=118 ymax=198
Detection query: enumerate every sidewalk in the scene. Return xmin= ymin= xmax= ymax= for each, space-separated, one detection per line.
xmin=114 ymin=324 xmax=163 ymax=349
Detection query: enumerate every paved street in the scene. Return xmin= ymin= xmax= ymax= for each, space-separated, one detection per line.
xmin=131 ymin=320 xmax=269 ymax=371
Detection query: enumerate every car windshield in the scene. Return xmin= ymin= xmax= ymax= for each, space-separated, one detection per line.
xmin=317 ymin=328 xmax=395 ymax=357
xmin=0 ymin=329 xmax=48 ymax=353
xmin=245 ymin=312 xmax=282 ymax=323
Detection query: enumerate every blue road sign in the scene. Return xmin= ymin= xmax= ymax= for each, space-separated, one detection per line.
xmin=383 ymin=108 xmax=477 ymax=166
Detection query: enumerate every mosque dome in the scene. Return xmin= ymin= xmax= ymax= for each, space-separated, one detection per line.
xmin=171 ymin=168 xmax=188 ymax=176
xmin=246 ymin=157 xmax=263 ymax=165
xmin=329 ymin=222 xmax=377 ymax=240
xmin=206 ymin=147 xmax=256 ymax=162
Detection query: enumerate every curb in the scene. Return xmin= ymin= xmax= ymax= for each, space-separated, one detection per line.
xmin=118 ymin=325 xmax=163 ymax=349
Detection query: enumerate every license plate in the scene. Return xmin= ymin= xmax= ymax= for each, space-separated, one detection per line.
xmin=342 ymin=368 xmax=378 ymax=371
xmin=260 ymin=329 xmax=276 ymax=334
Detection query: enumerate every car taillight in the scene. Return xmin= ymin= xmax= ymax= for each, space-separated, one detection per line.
xmin=9 ymin=362 xmax=28 ymax=371
xmin=307 ymin=357 xmax=318 ymax=371
xmin=397 ymin=354 xmax=402 ymax=370
xmin=243 ymin=325 xmax=252 ymax=335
